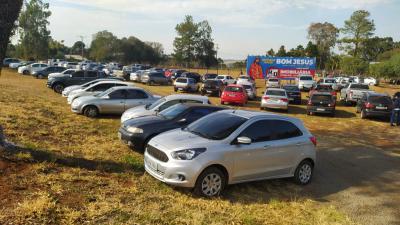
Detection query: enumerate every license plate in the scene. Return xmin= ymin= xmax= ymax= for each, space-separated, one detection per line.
xmin=317 ymin=108 xmax=325 ymax=111
xmin=145 ymin=157 xmax=157 ymax=171
xmin=206 ymin=90 xmax=213 ymax=93
xmin=288 ymin=98 xmax=294 ymax=101
xmin=228 ymin=94 xmax=236 ymax=97
xmin=376 ymin=106 xmax=387 ymax=110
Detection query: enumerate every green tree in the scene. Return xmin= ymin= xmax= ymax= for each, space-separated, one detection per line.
xmin=340 ymin=56 xmax=369 ymax=75
xmin=287 ymin=45 xmax=305 ymax=57
xmin=71 ymin=41 xmax=85 ymax=55
xmin=308 ymin=22 xmax=339 ymax=69
xmin=266 ymin=48 xmax=275 ymax=56
xmin=305 ymin=41 xmax=319 ymax=57
xmin=18 ymin=0 xmax=51 ymax=60
xmin=361 ymin=37 xmax=395 ymax=61
xmin=173 ymin=15 xmax=198 ymax=67
xmin=370 ymin=52 xmax=400 ymax=79
xmin=276 ymin=45 xmax=287 ymax=57
xmin=194 ymin=20 xmax=217 ymax=68
xmin=340 ymin=10 xmax=375 ymax=57
xmin=48 ymin=39 xmax=68 ymax=59
xmin=89 ymin=30 xmax=119 ymax=62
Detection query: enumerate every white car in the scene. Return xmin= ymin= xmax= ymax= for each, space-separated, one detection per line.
xmin=67 ymin=81 xmax=134 ymax=104
xmin=121 ymin=94 xmax=210 ymax=123
xmin=236 ymin=75 xmax=255 ymax=86
xmin=363 ymin=77 xmax=377 ymax=86
xmin=266 ymin=78 xmax=281 ymax=88
xmin=261 ymin=88 xmax=289 ymax=111
xmin=216 ymin=75 xmax=236 ymax=85
xmin=48 ymin=69 xmax=77 ymax=79
xmin=9 ymin=62 xmax=24 ymax=69
xmin=18 ymin=63 xmax=48 ymax=75
xmin=62 ymin=78 xmax=120 ymax=97
xmin=298 ymin=75 xmax=316 ymax=91
xmin=239 ymin=81 xmax=257 ymax=100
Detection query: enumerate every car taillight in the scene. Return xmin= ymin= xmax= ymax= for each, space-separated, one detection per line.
xmin=331 ymin=92 xmax=336 ymax=96
xmin=263 ymin=96 xmax=270 ymax=100
xmin=349 ymin=91 xmax=353 ymax=97
xmin=309 ymin=136 xmax=317 ymax=146
xmin=365 ymin=102 xmax=374 ymax=108
xmin=281 ymin=98 xmax=288 ymax=102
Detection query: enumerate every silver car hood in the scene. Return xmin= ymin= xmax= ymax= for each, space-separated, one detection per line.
xmin=150 ymin=129 xmax=216 ymax=152
xmin=124 ymin=105 xmax=153 ymax=117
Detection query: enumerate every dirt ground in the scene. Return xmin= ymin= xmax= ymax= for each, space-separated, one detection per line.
xmin=0 ymin=69 xmax=400 ymax=224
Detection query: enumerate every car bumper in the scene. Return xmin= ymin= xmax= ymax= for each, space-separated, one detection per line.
xmin=118 ymin=128 xmax=146 ymax=151
xmin=221 ymin=97 xmax=246 ymax=104
xmin=299 ymin=84 xmax=313 ymax=90
xmin=287 ymin=96 xmax=301 ymax=103
xmin=261 ymin=100 xmax=288 ymax=109
xmin=144 ymin=151 xmax=200 ymax=188
xmin=307 ymin=106 xmax=335 ymax=114
xmin=365 ymin=109 xmax=392 ymax=118
xmin=71 ymin=107 xmax=82 ymax=114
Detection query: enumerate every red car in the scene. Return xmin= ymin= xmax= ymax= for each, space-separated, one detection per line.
xmin=309 ymin=84 xmax=337 ymax=98
xmin=221 ymin=84 xmax=248 ymax=106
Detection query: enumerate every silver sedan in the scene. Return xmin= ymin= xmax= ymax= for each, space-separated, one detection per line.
xmin=144 ymin=110 xmax=316 ymax=197
xmin=71 ymin=86 xmax=160 ymax=117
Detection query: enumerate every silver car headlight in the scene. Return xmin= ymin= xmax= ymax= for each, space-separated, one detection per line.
xmin=171 ymin=148 xmax=206 ymax=160
xmin=126 ymin=126 xmax=143 ymax=134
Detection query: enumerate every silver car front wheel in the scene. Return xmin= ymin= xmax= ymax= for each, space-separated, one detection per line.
xmin=194 ymin=167 xmax=226 ymax=197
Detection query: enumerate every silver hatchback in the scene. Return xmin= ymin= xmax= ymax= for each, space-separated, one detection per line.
xmin=144 ymin=110 xmax=316 ymax=197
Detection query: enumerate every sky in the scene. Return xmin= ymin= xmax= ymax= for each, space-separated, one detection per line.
xmin=46 ymin=0 xmax=400 ymax=59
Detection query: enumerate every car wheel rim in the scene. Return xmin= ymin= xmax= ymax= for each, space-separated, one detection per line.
xmin=299 ymin=164 xmax=312 ymax=183
xmin=87 ymin=108 xmax=97 ymax=117
xmin=201 ymin=173 xmax=222 ymax=196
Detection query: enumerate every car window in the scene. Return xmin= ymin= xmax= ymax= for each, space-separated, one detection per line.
xmin=184 ymin=108 xmax=217 ymax=122
xmin=108 ymin=90 xmax=126 ymax=99
xmin=239 ymin=120 xmax=302 ymax=142
xmin=225 ymin=86 xmax=243 ymax=92
xmin=86 ymin=71 xmax=98 ymax=78
xmin=32 ymin=64 xmax=39 ymax=68
xmin=311 ymin=95 xmax=333 ymax=102
xmin=176 ymin=78 xmax=187 ymax=83
xmin=159 ymin=104 xmax=188 ymax=120
xmin=299 ymin=76 xmax=313 ymax=81
xmin=72 ymin=71 xmax=84 ymax=78
xmin=126 ymin=90 xmax=148 ymax=99
xmin=91 ymin=83 xmax=115 ymax=92
xmin=369 ymin=96 xmax=393 ymax=105
xmin=183 ymin=100 xmax=203 ymax=104
xmin=186 ymin=113 xmax=248 ymax=140
xmin=158 ymin=100 xmax=181 ymax=111
xmin=266 ymin=90 xmax=285 ymax=96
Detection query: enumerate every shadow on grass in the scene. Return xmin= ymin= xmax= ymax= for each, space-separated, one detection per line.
xmin=1 ymin=145 xmax=144 ymax=174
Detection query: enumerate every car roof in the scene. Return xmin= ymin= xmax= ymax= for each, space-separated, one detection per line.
xmin=266 ymin=88 xmax=285 ymax=91
xmin=366 ymin=92 xmax=388 ymax=97
xmin=91 ymin=80 xmax=131 ymax=85
xmin=215 ymin=109 xmax=302 ymax=123
xmin=165 ymin=94 xmax=208 ymax=101
xmin=110 ymin=86 xmax=145 ymax=91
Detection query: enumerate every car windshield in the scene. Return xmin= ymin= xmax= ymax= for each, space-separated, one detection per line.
xmin=316 ymin=85 xmax=332 ymax=91
xmin=269 ymin=79 xmax=279 ymax=82
xmin=243 ymin=85 xmax=252 ymax=90
xmin=352 ymin=84 xmax=369 ymax=89
xmin=300 ymin=76 xmax=313 ymax=81
xmin=225 ymin=86 xmax=243 ymax=92
xmin=266 ymin=90 xmax=285 ymax=96
xmin=312 ymin=95 xmax=332 ymax=102
xmin=369 ymin=96 xmax=392 ymax=105
xmin=147 ymin=97 xmax=166 ymax=110
xmin=186 ymin=113 xmax=248 ymax=140
xmin=158 ymin=104 xmax=187 ymax=120
xmin=216 ymin=76 xmax=224 ymax=79
xmin=283 ymin=86 xmax=299 ymax=91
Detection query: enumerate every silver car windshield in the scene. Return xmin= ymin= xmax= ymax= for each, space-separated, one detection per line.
xmin=186 ymin=113 xmax=248 ymax=140
xmin=147 ymin=97 xmax=166 ymax=110
xmin=95 ymin=88 xmax=115 ymax=97
xmin=158 ymin=104 xmax=187 ymax=120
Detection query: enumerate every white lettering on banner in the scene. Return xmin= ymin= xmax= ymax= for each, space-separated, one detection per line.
xmin=276 ymin=58 xmax=314 ymax=66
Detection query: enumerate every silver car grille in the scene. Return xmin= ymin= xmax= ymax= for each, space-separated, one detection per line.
xmin=147 ymin=145 xmax=169 ymax=162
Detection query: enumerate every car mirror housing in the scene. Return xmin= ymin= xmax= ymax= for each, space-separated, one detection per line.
xmin=237 ymin=136 xmax=252 ymax=145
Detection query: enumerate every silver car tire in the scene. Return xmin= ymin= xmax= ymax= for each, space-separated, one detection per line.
xmin=294 ymin=160 xmax=313 ymax=185
xmin=194 ymin=167 xmax=226 ymax=197
xmin=84 ymin=106 xmax=99 ymax=118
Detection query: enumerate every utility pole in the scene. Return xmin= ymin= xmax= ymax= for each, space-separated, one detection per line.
xmin=216 ymin=44 xmax=219 ymax=74
xmin=78 ymin=35 xmax=86 ymax=61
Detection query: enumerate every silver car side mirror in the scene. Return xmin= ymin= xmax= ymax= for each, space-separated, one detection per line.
xmin=102 ymin=95 xmax=110 ymax=99
xmin=237 ymin=136 xmax=252 ymax=145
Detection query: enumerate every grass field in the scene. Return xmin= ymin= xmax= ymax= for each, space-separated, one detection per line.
xmin=1 ymin=68 xmax=399 ymax=224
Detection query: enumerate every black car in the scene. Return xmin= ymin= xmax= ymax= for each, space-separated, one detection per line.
xmin=181 ymin=72 xmax=201 ymax=83
xmin=283 ymin=85 xmax=301 ymax=104
xmin=119 ymin=103 xmax=224 ymax=152
xmin=47 ymin=70 xmax=108 ymax=93
xmin=201 ymin=79 xmax=225 ymax=97
xmin=170 ymin=70 xmax=187 ymax=80
xmin=307 ymin=92 xmax=336 ymax=116
xmin=33 ymin=66 xmax=66 ymax=79
xmin=356 ymin=93 xmax=394 ymax=119
xmin=202 ymin=73 xmax=218 ymax=82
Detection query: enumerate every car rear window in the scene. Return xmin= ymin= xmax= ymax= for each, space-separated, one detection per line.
xmin=351 ymin=84 xmax=369 ymax=89
xmin=369 ymin=96 xmax=393 ymax=105
xmin=324 ymin=79 xmax=336 ymax=83
xmin=300 ymin=76 xmax=313 ymax=81
xmin=176 ymin=78 xmax=187 ymax=83
xmin=204 ymin=80 xmax=218 ymax=85
xmin=269 ymin=78 xmax=279 ymax=82
xmin=225 ymin=86 xmax=243 ymax=92
xmin=312 ymin=95 xmax=333 ymax=102
xmin=283 ymin=86 xmax=299 ymax=91
xmin=266 ymin=90 xmax=285 ymax=96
